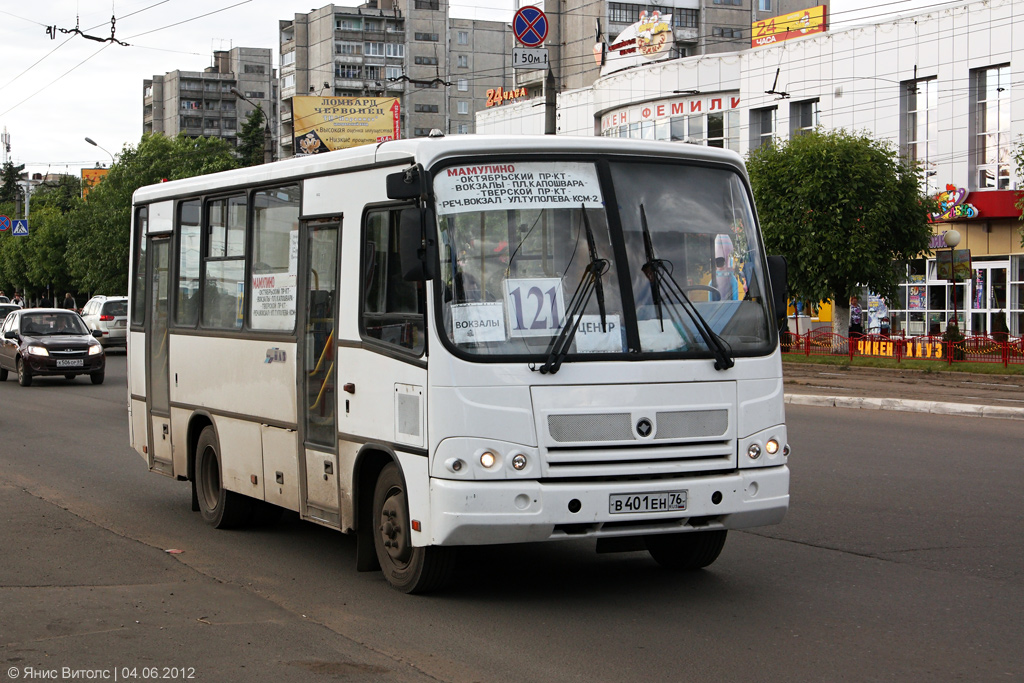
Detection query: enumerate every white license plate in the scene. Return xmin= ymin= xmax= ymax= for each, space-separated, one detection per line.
xmin=609 ymin=490 xmax=687 ymax=514
xmin=56 ymin=359 xmax=84 ymax=368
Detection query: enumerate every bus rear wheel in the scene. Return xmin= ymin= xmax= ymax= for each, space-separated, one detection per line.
xmin=195 ymin=426 xmax=252 ymax=529
xmin=372 ymin=462 xmax=455 ymax=594
xmin=645 ymin=530 xmax=727 ymax=570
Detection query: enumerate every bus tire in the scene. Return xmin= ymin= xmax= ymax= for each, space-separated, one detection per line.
xmin=17 ymin=358 xmax=31 ymax=387
xmin=645 ymin=530 xmax=727 ymax=570
xmin=195 ymin=426 xmax=252 ymax=529
xmin=372 ymin=462 xmax=455 ymax=594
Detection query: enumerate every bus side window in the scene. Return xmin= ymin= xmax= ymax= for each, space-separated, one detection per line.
xmin=361 ymin=208 xmax=425 ymax=355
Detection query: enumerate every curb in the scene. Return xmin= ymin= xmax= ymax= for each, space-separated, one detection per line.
xmin=784 ymin=394 xmax=1024 ymax=420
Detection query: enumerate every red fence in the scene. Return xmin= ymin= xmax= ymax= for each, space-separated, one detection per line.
xmin=781 ymin=330 xmax=1024 ymax=368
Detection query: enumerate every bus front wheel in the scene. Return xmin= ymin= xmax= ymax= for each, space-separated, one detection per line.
xmin=645 ymin=530 xmax=727 ymax=570
xmin=195 ymin=426 xmax=252 ymax=529
xmin=372 ymin=462 xmax=455 ymax=594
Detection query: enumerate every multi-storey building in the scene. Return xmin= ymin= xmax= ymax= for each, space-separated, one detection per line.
xmin=514 ymin=0 xmax=828 ymax=94
xmin=278 ymin=1 xmax=511 ymax=157
xmin=143 ymin=48 xmax=277 ymax=149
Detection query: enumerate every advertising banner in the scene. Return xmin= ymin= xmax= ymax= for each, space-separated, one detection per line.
xmin=601 ymin=11 xmax=675 ymax=77
xmin=752 ymin=5 xmax=827 ymax=48
xmin=292 ymin=96 xmax=401 ymax=154
xmin=81 ymin=168 xmax=109 ymax=199
xmin=936 ymin=249 xmax=972 ymax=282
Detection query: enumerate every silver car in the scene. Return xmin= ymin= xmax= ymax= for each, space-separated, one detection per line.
xmin=80 ymin=296 xmax=128 ymax=349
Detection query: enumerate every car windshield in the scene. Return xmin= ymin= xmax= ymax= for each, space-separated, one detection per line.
xmin=21 ymin=313 xmax=89 ymax=336
xmin=433 ymin=158 xmax=774 ymax=361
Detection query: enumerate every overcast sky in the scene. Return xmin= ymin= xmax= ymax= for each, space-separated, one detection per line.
xmin=0 ymin=0 xmax=942 ymax=179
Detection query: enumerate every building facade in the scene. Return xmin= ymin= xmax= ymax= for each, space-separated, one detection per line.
xmin=480 ymin=0 xmax=1024 ymax=337
xmin=278 ymin=1 xmax=511 ymax=157
xmin=143 ymin=48 xmax=277 ymax=149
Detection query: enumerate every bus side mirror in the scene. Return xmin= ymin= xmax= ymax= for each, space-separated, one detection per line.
xmin=398 ymin=207 xmax=436 ymax=281
xmin=766 ymin=255 xmax=788 ymax=320
xmin=387 ymin=164 xmax=427 ymax=200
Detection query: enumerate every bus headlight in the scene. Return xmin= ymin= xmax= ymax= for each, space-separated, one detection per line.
xmin=511 ymin=453 xmax=527 ymax=471
xmin=747 ymin=443 xmax=761 ymax=459
xmin=479 ymin=451 xmax=497 ymax=469
xmin=765 ymin=438 xmax=779 ymax=455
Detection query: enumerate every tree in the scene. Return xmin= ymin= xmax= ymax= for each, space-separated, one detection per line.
xmin=236 ymin=106 xmax=268 ymax=167
xmin=747 ymin=129 xmax=937 ymax=336
xmin=64 ymin=133 xmax=240 ymax=294
xmin=0 ymin=160 xmax=25 ymax=204
xmin=1013 ymin=136 xmax=1024 ymax=247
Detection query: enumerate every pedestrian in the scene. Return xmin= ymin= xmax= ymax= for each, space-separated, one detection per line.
xmin=0 ymin=290 xmax=7 ymax=303
xmin=62 ymin=292 xmax=77 ymax=311
xmin=849 ymin=295 xmax=864 ymax=338
xmin=39 ymin=292 xmax=52 ymax=308
xmin=11 ymin=292 xmax=24 ymax=307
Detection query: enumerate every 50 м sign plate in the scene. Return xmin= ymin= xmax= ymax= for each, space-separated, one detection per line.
xmin=513 ymin=47 xmax=549 ymax=69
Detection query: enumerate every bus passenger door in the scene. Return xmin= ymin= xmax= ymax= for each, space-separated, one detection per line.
xmin=147 ymin=236 xmax=173 ymax=475
xmin=299 ymin=219 xmax=341 ymax=526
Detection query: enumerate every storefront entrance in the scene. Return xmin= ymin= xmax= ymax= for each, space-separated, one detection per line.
xmin=968 ymin=261 xmax=1008 ymax=335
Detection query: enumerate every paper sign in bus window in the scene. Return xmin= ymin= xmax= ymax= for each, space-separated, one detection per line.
xmin=504 ymin=277 xmax=566 ymax=338
xmin=573 ymin=314 xmax=623 ymax=353
xmin=434 ymin=162 xmax=604 ymax=215
xmin=452 ymin=302 xmax=506 ymax=344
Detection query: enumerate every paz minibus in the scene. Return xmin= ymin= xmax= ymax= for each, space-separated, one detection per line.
xmin=128 ymin=134 xmax=790 ymax=593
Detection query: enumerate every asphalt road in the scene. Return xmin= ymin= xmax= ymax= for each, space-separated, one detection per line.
xmin=1 ymin=354 xmax=1021 ymax=682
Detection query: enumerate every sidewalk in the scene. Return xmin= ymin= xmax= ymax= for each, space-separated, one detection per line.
xmin=782 ymin=362 xmax=1024 ymax=420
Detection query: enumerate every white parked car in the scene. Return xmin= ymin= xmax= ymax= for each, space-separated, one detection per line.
xmin=80 ymin=296 xmax=128 ymax=349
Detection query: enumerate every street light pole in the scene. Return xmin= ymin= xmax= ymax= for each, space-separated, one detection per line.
xmin=84 ymin=137 xmax=115 ymax=166
xmin=944 ymin=229 xmax=961 ymax=331
xmin=230 ymin=87 xmax=273 ymax=164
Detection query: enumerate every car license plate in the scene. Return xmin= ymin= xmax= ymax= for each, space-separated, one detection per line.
xmin=56 ymin=359 xmax=84 ymax=368
xmin=609 ymin=490 xmax=687 ymax=514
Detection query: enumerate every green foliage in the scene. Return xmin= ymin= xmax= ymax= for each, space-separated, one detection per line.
xmin=1014 ymin=136 xmax=1024 ymax=246
xmin=747 ymin=129 xmax=937 ymax=308
xmin=0 ymin=161 xmax=24 ymax=204
xmin=236 ymin=106 xmax=267 ymax=167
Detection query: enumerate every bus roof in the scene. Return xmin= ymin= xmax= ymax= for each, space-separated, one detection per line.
xmin=132 ymin=135 xmax=746 ymax=204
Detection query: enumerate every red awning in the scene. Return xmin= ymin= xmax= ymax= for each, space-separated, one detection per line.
xmin=962 ymin=189 xmax=1020 ymax=220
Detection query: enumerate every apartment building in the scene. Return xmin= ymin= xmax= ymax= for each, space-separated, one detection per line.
xmin=278 ymin=1 xmax=510 ymax=157
xmin=143 ymin=48 xmax=277 ymax=148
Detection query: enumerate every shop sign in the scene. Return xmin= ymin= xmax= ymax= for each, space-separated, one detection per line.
xmin=601 ymin=95 xmax=741 ymax=132
xmin=752 ymin=5 xmax=827 ymax=48
xmin=601 ymin=11 xmax=675 ymax=77
xmin=856 ymin=339 xmax=943 ymax=359
xmin=486 ymin=87 xmax=529 ymax=107
xmin=931 ymin=185 xmax=978 ymax=221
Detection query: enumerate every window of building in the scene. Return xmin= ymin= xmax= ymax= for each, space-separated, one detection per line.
xmin=245 ymin=91 xmax=265 ymax=99
xmin=758 ymin=0 xmax=771 ymax=10
xmin=413 ymin=128 xmax=433 ymax=136
xmin=282 ymin=51 xmax=295 ymax=66
xmin=790 ymin=98 xmax=819 ymax=136
xmin=750 ymin=106 xmax=776 ymax=150
xmin=901 ymin=78 xmax=938 ymax=193
xmin=202 ymin=196 xmax=246 ymax=330
xmin=674 ymin=9 xmax=698 ymax=28
xmin=336 ymin=18 xmax=359 ymax=30
xmin=457 ymin=54 xmax=468 ymax=68
xmin=205 ymin=119 xmax=220 ymax=129
xmin=414 ymin=0 xmax=439 ymax=9
xmin=221 ymin=101 xmax=235 ymax=111
xmin=282 ymin=74 xmax=295 ymax=90
xmin=458 ymin=123 xmax=470 ymax=134
xmin=365 ymin=65 xmax=382 ymax=81
xmin=714 ymin=0 xmax=742 ymax=5
xmin=386 ymin=43 xmax=404 ymax=57
xmin=712 ymin=27 xmax=744 ymax=38
xmin=181 ymin=80 xmax=202 ymax=91
xmin=336 ymin=41 xmax=362 ymax=55
xmin=608 ymin=3 xmax=640 ymax=23
xmin=250 ymin=186 xmax=300 ymax=331
xmin=223 ymin=119 xmax=236 ymax=130
xmin=386 ymin=66 xmax=403 ymax=80
xmin=364 ymin=20 xmax=380 ymax=31
xmin=415 ymin=56 xmax=439 ymax=65
xmin=181 ymin=100 xmax=201 ymax=110
xmin=361 ymin=207 xmax=425 ymax=355
xmin=144 ymin=85 xmax=153 ymax=98
xmin=457 ymin=101 xmax=469 ymax=115
xmin=243 ymin=64 xmax=265 ymax=74
xmin=415 ymin=32 xmax=439 ymax=41
xmin=458 ymin=31 xmax=469 ymax=44
xmin=365 ymin=42 xmax=385 ymax=56
xmin=458 ymin=78 xmax=468 ymax=91
xmin=971 ymin=64 xmax=1011 ymax=189
xmin=175 ymin=201 xmax=202 ymax=327
xmin=414 ymin=103 xmax=439 ymax=113
xmin=337 ymin=64 xmax=362 ymax=79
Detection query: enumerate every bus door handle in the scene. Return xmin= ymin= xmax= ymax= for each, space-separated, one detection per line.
xmin=323 ymin=460 xmax=334 ymax=479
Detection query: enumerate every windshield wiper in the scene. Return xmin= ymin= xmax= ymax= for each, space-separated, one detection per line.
xmin=640 ymin=204 xmax=734 ymax=371
xmin=537 ymin=205 xmax=609 ymax=375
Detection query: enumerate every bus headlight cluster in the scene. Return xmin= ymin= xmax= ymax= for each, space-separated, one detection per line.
xmin=439 ymin=443 xmax=535 ymax=478
xmin=479 ymin=451 xmax=497 ymax=469
xmin=511 ymin=453 xmax=527 ymax=471
xmin=747 ymin=443 xmax=761 ymax=459
xmin=765 ymin=438 xmax=779 ymax=455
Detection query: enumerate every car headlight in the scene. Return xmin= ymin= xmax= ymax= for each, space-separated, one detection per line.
xmin=27 ymin=345 xmax=49 ymax=357
xmin=88 ymin=344 xmax=102 ymax=356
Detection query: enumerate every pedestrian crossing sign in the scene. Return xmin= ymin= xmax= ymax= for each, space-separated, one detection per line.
xmin=12 ymin=219 xmax=28 ymax=236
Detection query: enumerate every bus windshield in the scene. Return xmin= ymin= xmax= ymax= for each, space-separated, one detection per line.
xmin=434 ymin=159 xmax=773 ymax=361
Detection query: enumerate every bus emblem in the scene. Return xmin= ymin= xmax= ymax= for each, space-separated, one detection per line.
xmin=636 ymin=418 xmax=653 ymax=438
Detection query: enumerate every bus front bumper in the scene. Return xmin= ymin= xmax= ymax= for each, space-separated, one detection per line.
xmin=426 ymin=466 xmax=788 ymax=546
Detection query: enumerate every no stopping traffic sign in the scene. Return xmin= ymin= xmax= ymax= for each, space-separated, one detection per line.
xmin=513 ymin=6 xmax=548 ymax=48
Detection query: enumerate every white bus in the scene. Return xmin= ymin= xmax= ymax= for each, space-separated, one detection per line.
xmin=128 ymin=135 xmax=790 ymax=593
